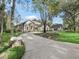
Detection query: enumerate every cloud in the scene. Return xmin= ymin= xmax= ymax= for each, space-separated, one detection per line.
xmin=25 ymin=15 xmax=40 ymax=20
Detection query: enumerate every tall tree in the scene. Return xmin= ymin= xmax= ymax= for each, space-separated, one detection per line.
xmin=60 ymin=0 xmax=79 ymax=32
xmin=10 ymin=0 xmax=16 ymax=36
xmin=9 ymin=0 xmax=29 ymax=35
xmin=32 ymin=0 xmax=59 ymax=33
xmin=0 ymin=0 xmax=5 ymax=43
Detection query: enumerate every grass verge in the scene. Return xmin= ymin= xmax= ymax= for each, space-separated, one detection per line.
xmin=8 ymin=46 xmax=25 ymax=59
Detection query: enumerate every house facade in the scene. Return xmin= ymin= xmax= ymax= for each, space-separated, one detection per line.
xmin=24 ymin=20 xmax=41 ymax=32
xmin=24 ymin=20 xmax=51 ymax=32
xmin=52 ymin=24 xmax=63 ymax=31
xmin=14 ymin=16 xmax=63 ymax=32
xmin=15 ymin=20 xmax=63 ymax=32
xmin=14 ymin=22 xmax=25 ymax=32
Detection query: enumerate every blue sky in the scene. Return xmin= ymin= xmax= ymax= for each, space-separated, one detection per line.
xmin=16 ymin=4 xmax=40 ymax=19
xmin=6 ymin=0 xmax=63 ymax=24
xmin=15 ymin=0 xmax=40 ymax=19
xmin=53 ymin=16 xmax=63 ymax=24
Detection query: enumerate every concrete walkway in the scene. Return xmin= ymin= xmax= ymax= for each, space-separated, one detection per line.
xmin=21 ymin=33 xmax=79 ymax=59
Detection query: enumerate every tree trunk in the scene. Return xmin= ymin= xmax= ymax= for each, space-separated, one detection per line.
xmin=0 ymin=34 xmax=2 ymax=44
xmin=11 ymin=0 xmax=16 ymax=36
xmin=43 ymin=21 xmax=47 ymax=33
xmin=0 ymin=19 xmax=3 ymax=44
xmin=73 ymin=26 xmax=76 ymax=32
xmin=73 ymin=17 xmax=76 ymax=32
xmin=0 ymin=23 xmax=2 ymax=44
xmin=0 ymin=13 xmax=3 ymax=44
xmin=0 ymin=0 xmax=5 ymax=44
xmin=1 ymin=19 xmax=3 ymax=35
xmin=43 ymin=24 xmax=46 ymax=33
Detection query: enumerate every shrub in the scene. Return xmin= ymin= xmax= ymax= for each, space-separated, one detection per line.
xmin=0 ymin=45 xmax=9 ymax=53
xmin=5 ymin=30 xmax=11 ymax=33
xmin=2 ymin=32 xmax=11 ymax=43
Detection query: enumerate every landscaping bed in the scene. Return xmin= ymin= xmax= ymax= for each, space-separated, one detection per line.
xmin=34 ymin=32 xmax=58 ymax=39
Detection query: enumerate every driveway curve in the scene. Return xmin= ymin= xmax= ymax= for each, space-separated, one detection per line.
xmin=20 ymin=33 xmax=79 ymax=59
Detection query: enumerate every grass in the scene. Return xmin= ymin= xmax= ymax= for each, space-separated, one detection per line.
xmin=2 ymin=32 xmax=11 ymax=43
xmin=34 ymin=32 xmax=79 ymax=44
xmin=13 ymin=32 xmax=22 ymax=36
xmin=57 ymin=32 xmax=79 ymax=44
xmin=0 ymin=31 xmax=24 ymax=59
xmin=8 ymin=46 xmax=25 ymax=59
xmin=0 ymin=45 xmax=9 ymax=53
xmin=0 ymin=32 xmax=22 ymax=53
xmin=2 ymin=32 xmax=22 ymax=43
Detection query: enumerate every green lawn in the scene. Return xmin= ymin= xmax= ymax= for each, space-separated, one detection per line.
xmin=57 ymin=32 xmax=79 ymax=44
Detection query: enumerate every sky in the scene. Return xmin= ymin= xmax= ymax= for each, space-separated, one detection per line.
xmin=15 ymin=0 xmax=40 ymax=19
xmin=6 ymin=0 xmax=63 ymax=24
xmin=53 ymin=16 xmax=63 ymax=24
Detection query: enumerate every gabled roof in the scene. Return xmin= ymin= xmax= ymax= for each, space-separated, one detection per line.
xmin=14 ymin=20 xmax=27 ymax=26
xmin=24 ymin=20 xmax=41 ymax=26
xmin=52 ymin=24 xmax=63 ymax=28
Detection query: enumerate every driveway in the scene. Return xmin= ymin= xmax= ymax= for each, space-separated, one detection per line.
xmin=21 ymin=33 xmax=79 ymax=59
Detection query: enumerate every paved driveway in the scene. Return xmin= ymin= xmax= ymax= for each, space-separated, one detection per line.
xmin=21 ymin=33 xmax=79 ymax=59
